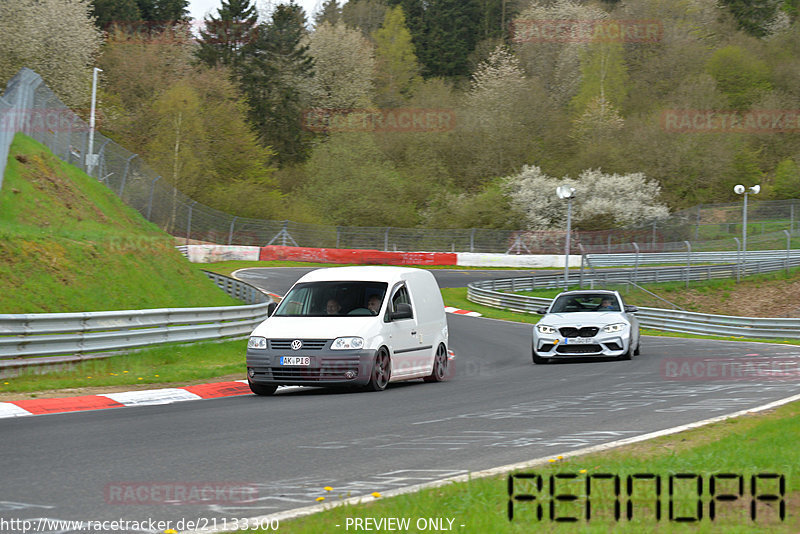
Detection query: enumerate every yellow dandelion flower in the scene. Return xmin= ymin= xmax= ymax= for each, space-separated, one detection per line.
xmin=557 ymin=455 xmax=563 ymax=460
xmin=548 ymin=459 xmax=556 ymax=463
xmin=165 ymin=530 xmax=178 ymax=534
xmin=155 ymin=374 xmax=159 ymax=377
xmin=138 ymin=377 xmax=143 ymax=380
xmin=371 ymin=492 xmax=381 ymax=498
xmin=324 ymin=486 xmax=333 ymax=491
xmin=316 ymin=496 xmax=325 ymax=502
xmin=123 ymin=371 xmax=129 ymax=373
xmin=579 ymin=469 xmax=587 ymax=474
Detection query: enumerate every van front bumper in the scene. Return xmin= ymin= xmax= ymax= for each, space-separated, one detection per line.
xmin=246 ymin=347 xmax=379 ymax=387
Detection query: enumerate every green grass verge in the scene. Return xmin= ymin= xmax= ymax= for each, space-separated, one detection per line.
xmin=255 ymin=400 xmax=800 ymax=533
xmin=0 ymin=134 xmax=238 ymax=312
xmin=0 ymin=338 xmax=245 ymax=394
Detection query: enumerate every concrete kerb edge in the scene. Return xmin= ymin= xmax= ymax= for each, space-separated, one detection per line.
xmin=181 ymin=391 xmax=800 ymax=534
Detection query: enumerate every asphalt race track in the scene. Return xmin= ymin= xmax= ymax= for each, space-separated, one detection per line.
xmin=1 ymin=268 xmax=798 ymax=533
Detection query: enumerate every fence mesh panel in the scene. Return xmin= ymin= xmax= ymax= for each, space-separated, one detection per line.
xmin=3 ymin=67 xmax=800 ymax=254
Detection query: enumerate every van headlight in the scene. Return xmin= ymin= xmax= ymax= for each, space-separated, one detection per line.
xmin=248 ymin=336 xmax=267 ymax=349
xmin=603 ymin=323 xmax=626 ymax=333
xmin=331 ymin=337 xmax=364 ymax=350
xmin=536 ymin=324 xmax=556 ymax=334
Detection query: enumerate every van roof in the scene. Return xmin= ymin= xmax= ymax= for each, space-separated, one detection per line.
xmin=296 ymin=266 xmax=427 ymax=284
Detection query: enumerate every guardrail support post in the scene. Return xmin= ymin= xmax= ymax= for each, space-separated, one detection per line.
xmin=733 ymin=237 xmax=741 ymax=282
xmin=470 ymin=228 xmax=476 ymax=253
xmin=384 ymin=227 xmax=390 ymax=251
xmin=632 ymin=242 xmax=640 ymax=286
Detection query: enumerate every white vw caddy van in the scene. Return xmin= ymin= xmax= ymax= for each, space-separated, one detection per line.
xmin=246 ymin=266 xmax=450 ymax=395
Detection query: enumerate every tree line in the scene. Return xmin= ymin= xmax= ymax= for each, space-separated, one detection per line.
xmin=1 ymin=0 xmax=799 ymax=231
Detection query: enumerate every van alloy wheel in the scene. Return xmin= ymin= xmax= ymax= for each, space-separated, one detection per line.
xmin=366 ymin=347 xmax=391 ymax=391
xmin=424 ymin=344 xmax=448 ymax=382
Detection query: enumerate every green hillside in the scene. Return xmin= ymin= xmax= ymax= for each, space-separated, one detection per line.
xmin=0 ymin=133 xmax=238 ymax=313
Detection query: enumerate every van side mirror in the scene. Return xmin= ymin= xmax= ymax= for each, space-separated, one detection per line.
xmin=625 ymin=305 xmax=638 ymax=313
xmin=389 ymin=303 xmax=413 ymax=321
xmin=536 ymin=307 xmax=549 ymax=315
xmin=267 ymin=302 xmax=277 ymax=316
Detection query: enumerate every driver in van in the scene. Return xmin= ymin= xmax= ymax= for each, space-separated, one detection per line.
xmin=326 ymin=298 xmax=342 ymax=315
xmin=367 ymin=295 xmax=382 ymax=315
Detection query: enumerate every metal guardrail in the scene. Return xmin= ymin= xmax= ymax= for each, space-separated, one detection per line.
xmin=467 ymin=277 xmax=800 ymax=340
xmin=588 ymin=248 xmax=800 ymax=266
xmin=0 ymin=272 xmax=273 ymax=372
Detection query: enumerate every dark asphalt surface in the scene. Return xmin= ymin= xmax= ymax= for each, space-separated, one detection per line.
xmin=1 ymin=267 xmax=798 ymax=533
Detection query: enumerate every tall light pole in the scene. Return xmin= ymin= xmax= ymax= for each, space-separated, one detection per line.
xmin=734 ymin=184 xmax=760 ymax=268
xmin=86 ymin=67 xmax=102 ymax=177
xmin=557 ymin=186 xmax=576 ymax=288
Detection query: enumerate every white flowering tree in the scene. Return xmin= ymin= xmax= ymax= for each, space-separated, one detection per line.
xmin=462 ymin=45 xmax=535 ymax=182
xmin=505 ymin=165 xmax=669 ymax=230
xmin=304 ymin=21 xmax=375 ymax=109
xmin=514 ymin=0 xmax=607 ymax=106
xmin=0 ymin=0 xmax=101 ymax=107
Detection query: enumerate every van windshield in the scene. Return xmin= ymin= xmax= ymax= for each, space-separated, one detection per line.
xmin=274 ymin=281 xmax=389 ymax=317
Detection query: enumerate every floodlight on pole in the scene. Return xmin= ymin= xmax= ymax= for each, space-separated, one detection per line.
xmin=557 ymin=186 xmax=576 ymax=288
xmin=86 ymin=67 xmax=102 ymax=177
xmin=734 ymin=184 xmax=760 ymax=272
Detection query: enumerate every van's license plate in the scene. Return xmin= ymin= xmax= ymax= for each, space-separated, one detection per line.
xmin=280 ymin=356 xmax=311 ymax=366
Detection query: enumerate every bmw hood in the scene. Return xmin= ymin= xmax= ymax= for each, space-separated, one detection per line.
xmin=538 ymin=312 xmax=629 ymax=327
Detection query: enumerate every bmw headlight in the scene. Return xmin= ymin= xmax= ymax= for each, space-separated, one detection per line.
xmin=603 ymin=323 xmax=626 ymax=333
xmin=536 ymin=324 xmax=556 ymax=334
xmin=248 ymin=336 xmax=267 ymax=349
xmin=331 ymin=337 xmax=364 ymax=350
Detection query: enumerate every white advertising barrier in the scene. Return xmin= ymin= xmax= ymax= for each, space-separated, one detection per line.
xmin=456 ymin=253 xmax=582 ymax=268
xmin=186 ymin=245 xmax=260 ymax=263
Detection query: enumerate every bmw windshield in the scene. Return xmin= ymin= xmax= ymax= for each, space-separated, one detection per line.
xmin=549 ymin=294 xmax=621 ymax=313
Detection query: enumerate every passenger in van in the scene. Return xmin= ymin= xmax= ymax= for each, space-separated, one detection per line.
xmin=326 ymin=298 xmax=342 ymax=315
xmin=367 ymin=295 xmax=382 ymax=315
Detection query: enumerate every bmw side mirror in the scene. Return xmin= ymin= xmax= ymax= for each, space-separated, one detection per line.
xmin=536 ymin=307 xmax=549 ymax=315
xmin=625 ymin=305 xmax=638 ymax=313
xmin=267 ymin=302 xmax=277 ymax=316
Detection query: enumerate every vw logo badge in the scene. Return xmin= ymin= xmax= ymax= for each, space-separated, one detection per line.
xmin=291 ymin=340 xmax=303 ymax=351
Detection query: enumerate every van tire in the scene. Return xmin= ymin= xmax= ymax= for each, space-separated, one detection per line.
xmin=424 ymin=344 xmax=448 ymax=382
xmin=249 ymin=381 xmax=277 ymax=396
xmin=365 ymin=347 xmax=391 ymax=391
